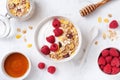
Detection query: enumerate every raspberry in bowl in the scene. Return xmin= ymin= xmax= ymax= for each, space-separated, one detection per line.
xmin=98 ymin=47 xmax=120 ymax=75
xmin=34 ymin=16 xmax=82 ymax=62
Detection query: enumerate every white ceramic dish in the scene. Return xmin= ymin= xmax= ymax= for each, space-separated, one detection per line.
xmin=1 ymin=51 xmax=31 ymax=80
xmin=34 ymin=16 xmax=82 ymax=63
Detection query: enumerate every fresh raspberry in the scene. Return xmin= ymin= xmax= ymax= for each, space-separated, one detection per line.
xmin=105 ymin=56 xmax=112 ymax=63
xmin=38 ymin=62 xmax=45 ymax=69
xmin=102 ymin=49 xmax=109 ymax=57
xmin=46 ymin=35 xmax=55 ymax=43
xmin=111 ymin=57 xmax=120 ymax=67
xmin=111 ymin=67 xmax=120 ymax=74
xmin=47 ymin=66 xmax=56 ymax=74
xmin=53 ymin=28 xmax=63 ymax=37
xmin=52 ymin=18 xmax=61 ymax=28
xmin=110 ymin=48 xmax=119 ymax=57
xmin=109 ymin=20 xmax=119 ymax=29
xmin=98 ymin=56 xmax=106 ymax=65
xmin=40 ymin=45 xmax=50 ymax=55
xmin=50 ymin=43 xmax=58 ymax=52
xmin=103 ymin=64 xmax=112 ymax=74
xmin=100 ymin=65 xmax=104 ymax=70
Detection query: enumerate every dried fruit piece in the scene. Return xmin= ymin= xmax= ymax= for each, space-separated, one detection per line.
xmin=52 ymin=18 xmax=61 ymax=28
xmin=53 ymin=28 xmax=63 ymax=37
xmin=50 ymin=43 xmax=58 ymax=52
xmin=103 ymin=64 xmax=112 ymax=74
xmin=104 ymin=18 xmax=109 ymax=23
xmin=40 ymin=45 xmax=50 ymax=55
xmin=110 ymin=48 xmax=119 ymax=57
xmin=98 ymin=56 xmax=106 ymax=65
xmin=47 ymin=66 xmax=56 ymax=74
xmin=109 ymin=20 xmax=119 ymax=29
xmin=46 ymin=35 xmax=55 ymax=43
xmin=38 ymin=62 xmax=45 ymax=69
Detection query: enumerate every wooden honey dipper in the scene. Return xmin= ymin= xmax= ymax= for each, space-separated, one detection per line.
xmin=80 ymin=0 xmax=110 ymax=16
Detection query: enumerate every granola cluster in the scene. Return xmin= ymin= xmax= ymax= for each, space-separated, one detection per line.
xmin=7 ymin=0 xmax=30 ymax=17
xmin=49 ymin=18 xmax=79 ymax=60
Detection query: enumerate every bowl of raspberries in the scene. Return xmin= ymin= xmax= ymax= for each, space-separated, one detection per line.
xmin=34 ymin=16 xmax=82 ymax=62
xmin=98 ymin=47 xmax=120 ymax=75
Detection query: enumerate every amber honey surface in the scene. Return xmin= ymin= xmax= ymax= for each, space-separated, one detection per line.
xmin=4 ymin=52 xmax=29 ymax=78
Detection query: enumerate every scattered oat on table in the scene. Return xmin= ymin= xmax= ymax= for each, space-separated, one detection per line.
xmin=104 ymin=18 xmax=109 ymax=23
xmin=27 ymin=43 xmax=32 ymax=48
xmin=17 ymin=28 xmax=21 ymax=32
xmin=22 ymin=29 xmax=27 ymax=34
xmin=102 ymin=32 xmax=107 ymax=40
xmin=28 ymin=26 xmax=33 ymax=30
xmin=108 ymin=14 xmax=112 ymax=18
xmin=98 ymin=17 xmax=102 ymax=23
xmin=95 ymin=41 xmax=98 ymax=45
xmin=16 ymin=34 xmax=22 ymax=39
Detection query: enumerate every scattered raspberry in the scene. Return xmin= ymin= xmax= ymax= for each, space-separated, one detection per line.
xmin=110 ymin=48 xmax=119 ymax=57
xmin=53 ymin=28 xmax=63 ymax=37
xmin=109 ymin=20 xmax=119 ymax=29
xmin=103 ymin=64 xmax=112 ymax=74
xmin=105 ymin=56 xmax=112 ymax=63
xmin=102 ymin=49 xmax=109 ymax=57
xmin=52 ymin=18 xmax=61 ymax=28
xmin=46 ymin=35 xmax=55 ymax=43
xmin=50 ymin=43 xmax=58 ymax=52
xmin=38 ymin=62 xmax=45 ymax=69
xmin=47 ymin=66 xmax=56 ymax=74
xmin=98 ymin=56 xmax=106 ymax=65
xmin=112 ymin=67 xmax=120 ymax=74
xmin=111 ymin=57 xmax=120 ymax=67
xmin=40 ymin=45 xmax=50 ymax=55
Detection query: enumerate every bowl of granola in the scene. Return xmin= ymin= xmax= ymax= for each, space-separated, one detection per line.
xmin=6 ymin=0 xmax=35 ymax=21
xmin=34 ymin=16 xmax=82 ymax=62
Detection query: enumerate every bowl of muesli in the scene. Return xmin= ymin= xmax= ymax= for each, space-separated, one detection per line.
xmin=34 ymin=16 xmax=82 ymax=62
xmin=6 ymin=0 xmax=35 ymax=21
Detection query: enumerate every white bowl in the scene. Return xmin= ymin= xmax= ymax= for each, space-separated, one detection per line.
xmin=34 ymin=16 xmax=82 ymax=63
xmin=6 ymin=0 xmax=35 ymax=21
xmin=1 ymin=51 xmax=31 ymax=80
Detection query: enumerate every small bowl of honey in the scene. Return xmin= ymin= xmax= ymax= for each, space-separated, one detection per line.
xmin=1 ymin=52 xmax=31 ymax=80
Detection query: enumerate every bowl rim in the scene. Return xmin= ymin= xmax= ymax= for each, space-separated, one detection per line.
xmin=1 ymin=51 xmax=31 ymax=80
xmin=34 ymin=16 xmax=82 ymax=63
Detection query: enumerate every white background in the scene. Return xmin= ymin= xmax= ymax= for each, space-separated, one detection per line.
xmin=1 ymin=0 xmax=120 ymax=80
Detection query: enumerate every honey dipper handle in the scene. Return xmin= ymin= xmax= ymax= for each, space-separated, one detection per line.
xmin=96 ymin=0 xmax=110 ymax=7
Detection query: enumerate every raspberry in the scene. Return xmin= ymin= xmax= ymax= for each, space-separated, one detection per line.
xmin=105 ymin=56 xmax=112 ymax=63
xmin=111 ymin=67 xmax=120 ymax=74
xmin=111 ymin=57 xmax=120 ymax=67
xmin=50 ymin=43 xmax=58 ymax=52
xmin=52 ymin=18 xmax=61 ymax=28
xmin=110 ymin=48 xmax=119 ymax=57
xmin=46 ymin=35 xmax=55 ymax=43
xmin=53 ymin=28 xmax=63 ymax=37
xmin=47 ymin=66 xmax=56 ymax=74
xmin=103 ymin=64 xmax=112 ymax=74
xmin=102 ymin=49 xmax=109 ymax=57
xmin=40 ymin=45 xmax=50 ymax=55
xmin=38 ymin=62 xmax=45 ymax=69
xmin=109 ymin=20 xmax=118 ymax=29
xmin=98 ymin=56 xmax=106 ymax=65
xmin=100 ymin=65 xmax=104 ymax=70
